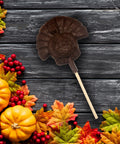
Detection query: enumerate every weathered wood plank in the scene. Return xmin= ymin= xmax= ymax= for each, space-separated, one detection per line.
xmin=75 ymin=113 xmax=102 ymax=128
xmin=4 ymin=0 xmax=120 ymax=9
xmin=1 ymin=10 xmax=120 ymax=43
xmin=20 ymin=79 xmax=120 ymax=112
xmin=1 ymin=44 xmax=120 ymax=78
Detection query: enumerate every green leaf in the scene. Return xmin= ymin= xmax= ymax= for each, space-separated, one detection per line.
xmin=50 ymin=123 xmax=82 ymax=144
xmin=100 ymin=107 xmax=120 ymax=132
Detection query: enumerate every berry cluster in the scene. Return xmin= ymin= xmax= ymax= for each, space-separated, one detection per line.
xmin=0 ymin=1 xmax=3 ymax=5
xmin=0 ymin=134 xmax=6 ymax=144
xmin=9 ymin=90 xmax=26 ymax=107
xmin=2 ymin=54 xmax=25 ymax=76
xmin=28 ymin=131 xmax=50 ymax=144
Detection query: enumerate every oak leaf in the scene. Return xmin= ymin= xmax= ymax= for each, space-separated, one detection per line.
xmin=47 ymin=100 xmax=78 ymax=129
xmin=100 ymin=107 xmax=120 ymax=132
xmin=34 ymin=108 xmax=53 ymax=133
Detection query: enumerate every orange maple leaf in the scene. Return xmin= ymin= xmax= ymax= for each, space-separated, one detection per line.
xmin=20 ymin=84 xmax=30 ymax=95
xmin=47 ymin=100 xmax=78 ymax=129
xmin=20 ymin=84 xmax=38 ymax=111
xmin=23 ymin=95 xmax=38 ymax=111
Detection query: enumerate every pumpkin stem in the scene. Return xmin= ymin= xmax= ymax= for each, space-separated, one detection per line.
xmin=11 ymin=123 xmax=20 ymax=129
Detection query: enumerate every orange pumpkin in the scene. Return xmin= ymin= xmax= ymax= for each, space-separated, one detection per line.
xmin=0 ymin=105 xmax=36 ymax=142
xmin=0 ymin=78 xmax=11 ymax=112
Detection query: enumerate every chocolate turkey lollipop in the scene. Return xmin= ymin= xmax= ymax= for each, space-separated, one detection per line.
xmin=36 ymin=16 xmax=98 ymax=119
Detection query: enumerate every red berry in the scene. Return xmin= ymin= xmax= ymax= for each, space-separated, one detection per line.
xmin=14 ymin=96 xmax=19 ymax=102
xmin=32 ymin=135 xmax=37 ymax=140
xmin=40 ymin=132 xmax=45 ymax=136
xmin=0 ymin=134 xmax=3 ymax=140
xmin=8 ymin=61 xmax=13 ymax=67
xmin=0 ymin=30 xmax=4 ymax=34
xmin=6 ymin=67 xmax=10 ymax=71
xmin=16 ymin=90 xmax=21 ymax=95
xmin=46 ymin=135 xmax=50 ymax=140
xmin=34 ymin=131 xmax=37 ymax=135
xmin=22 ymin=99 xmax=26 ymax=104
xmin=14 ymin=60 xmax=19 ymax=65
xmin=73 ymin=121 xmax=78 ymax=126
xmin=20 ymin=91 xmax=24 ymax=95
xmin=43 ymin=103 xmax=47 ymax=108
xmin=4 ymin=60 xmax=8 ymax=65
xmin=19 ymin=94 xmax=24 ymax=99
xmin=16 ymin=66 xmax=20 ymax=71
xmin=0 ymin=141 xmax=4 ymax=144
xmin=17 ymin=101 xmax=22 ymax=105
xmin=22 ymin=80 xmax=26 ymax=85
xmin=21 ymin=66 xmax=25 ymax=71
xmin=11 ymin=54 xmax=16 ymax=59
xmin=11 ymin=68 xmax=15 ymax=72
xmin=19 ymin=62 xmax=22 ymax=66
xmin=10 ymin=97 xmax=14 ymax=102
xmin=41 ymin=137 xmax=46 ymax=142
xmin=0 ymin=1 xmax=3 ymax=5
xmin=17 ymin=71 xmax=22 ymax=76
xmin=8 ymin=57 xmax=12 ymax=62
xmin=37 ymin=133 xmax=41 ymax=138
xmin=36 ymin=139 xmax=41 ymax=143
xmin=2 ymin=57 xmax=5 ymax=61
xmin=3 ymin=66 xmax=7 ymax=69
xmin=11 ymin=102 xmax=16 ymax=107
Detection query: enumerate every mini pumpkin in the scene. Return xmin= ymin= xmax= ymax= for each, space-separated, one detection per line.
xmin=0 ymin=78 xmax=11 ymax=112
xmin=0 ymin=105 xmax=36 ymax=142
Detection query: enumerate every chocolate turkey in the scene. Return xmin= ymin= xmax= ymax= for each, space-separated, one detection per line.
xmin=36 ymin=16 xmax=88 ymax=65
xmin=36 ymin=16 xmax=98 ymax=119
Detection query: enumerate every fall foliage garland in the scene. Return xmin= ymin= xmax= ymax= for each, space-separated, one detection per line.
xmin=0 ymin=54 xmax=120 ymax=144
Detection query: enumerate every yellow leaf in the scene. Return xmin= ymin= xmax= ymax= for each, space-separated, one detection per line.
xmin=34 ymin=108 xmax=53 ymax=133
xmin=99 ymin=128 xmax=120 ymax=144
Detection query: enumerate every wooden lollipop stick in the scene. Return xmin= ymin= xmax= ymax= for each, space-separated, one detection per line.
xmin=69 ymin=58 xmax=98 ymax=119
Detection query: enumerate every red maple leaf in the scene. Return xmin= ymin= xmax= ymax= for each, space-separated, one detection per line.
xmin=79 ymin=121 xmax=101 ymax=143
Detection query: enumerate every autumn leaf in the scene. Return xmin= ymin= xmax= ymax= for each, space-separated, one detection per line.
xmin=0 ymin=63 xmax=20 ymax=92
xmin=0 ymin=54 xmax=5 ymax=60
xmin=98 ymin=128 xmax=120 ymax=144
xmin=100 ymin=107 xmax=120 ymax=132
xmin=0 ymin=7 xmax=7 ymax=19
xmin=23 ymin=95 xmax=38 ymax=111
xmin=20 ymin=85 xmax=30 ymax=95
xmin=50 ymin=123 xmax=82 ymax=144
xmin=47 ymin=100 xmax=78 ymax=129
xmin=34 ymin=108 xmax=53 ymax=133
xmin=20 ymin=85 xmax=38 ymax=110
xmin=0 ymin=7 xmax=7 ymax=34
xmin=79 ymin=121 xmax=101 ymax=144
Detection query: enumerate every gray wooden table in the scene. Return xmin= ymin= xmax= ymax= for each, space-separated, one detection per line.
xmin=1 ymin=0 xmax=120 ymax=128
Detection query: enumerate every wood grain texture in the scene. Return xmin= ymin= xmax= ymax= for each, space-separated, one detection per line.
xmin=4 ymin=0 xmax=120 ymax=9
xmin=21 ymin=79 xmax=120 ymax=113
xmin=1 ymin=44 xmax=120 ymax=78
xmin=1 ymin=10 xmax=120 ymax=43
